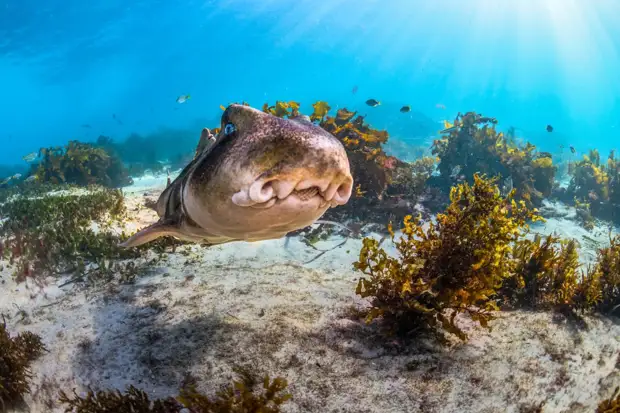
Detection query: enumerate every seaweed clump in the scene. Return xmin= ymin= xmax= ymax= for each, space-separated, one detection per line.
xmin=261 ymin=101 xmax=435 ymax=224
xmin=431 ymin=112 xmax=556 ymax=207
xmin=32 ymin=141 xmax=132 ymax=188
xmin=498 ymin=232 xmax=620 ymax=317
xmin=597 ymin=387 xmax=620 ymax=413
xmin=177 ymin=367 xmax=291 ymax=412
xmin=562 ymin=149 xmax=620 ymax=225
xmin=58 ymin=368 xmax=291 ymax=413
xmin=58 ymin=386 xmax=180 ymax=413
xmin=0 ymin=188 xmax=164 ymax=285
xmin=500 ymin=234 xmax=580 ymax=311
xmin=0 ymin=321 xmax=46 ymax=408
xmin=578 ymin=235 xmax=620 ymax=314
xmin=353 ymin=174 xmax=541 ymax=340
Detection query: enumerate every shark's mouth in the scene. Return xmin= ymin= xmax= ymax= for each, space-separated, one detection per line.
xmin=232 ymin=177 xmax=352 ymax=210
xmin=293 ymin=186 xmax=319 ymax=201
xmin=247 ymin=186 xmax=326 ymax=209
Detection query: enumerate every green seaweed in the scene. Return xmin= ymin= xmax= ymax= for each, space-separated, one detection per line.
xmin=0 ymin=188 xmax=137 ymax=281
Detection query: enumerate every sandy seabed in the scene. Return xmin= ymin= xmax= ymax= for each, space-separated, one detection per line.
xmin=1 ymin=174 xmax=619 ymax=413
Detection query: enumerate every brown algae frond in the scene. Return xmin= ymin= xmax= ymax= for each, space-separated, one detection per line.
xmin=0 ymin=321 xmax=46 ymax=408
xmin=58 ymin=367 xmax=291 ymax=413
xmin=353 ymin=174 xmax=542 ymax=340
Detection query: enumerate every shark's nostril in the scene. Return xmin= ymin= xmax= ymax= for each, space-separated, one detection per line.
xmin=249 ymin=179 xmax=275 ymax=203
xmin=333 ymin=178 xmax=353 ymax=205
xmin=339 ymin=181 xmax=352 ymax=199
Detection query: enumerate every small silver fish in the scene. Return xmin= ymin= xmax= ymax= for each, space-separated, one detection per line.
xmin=24 ymin=175 xmax=37 ymax=183
xmin=450 ymin=165 xmax=461 ymax=178
xmin=1 ymin=173 xmax=22 ymax=185
xmin=176 ymin=94 xmax=191 ymax=104
xmin=23 ymin=152 xmax=38 ymax=162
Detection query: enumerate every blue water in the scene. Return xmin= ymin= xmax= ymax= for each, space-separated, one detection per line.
xmin=2 ymin=0 xmax=620 ymax=167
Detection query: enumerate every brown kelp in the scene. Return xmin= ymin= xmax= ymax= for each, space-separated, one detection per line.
xmin=58 ymin=367 xmax=291 ymax=413
xmin=579 ymin=235 xmax=620 ymax=314
xmin=597 ymin=387 xmax=620 ymax=413
xmin=561 ymin=149 xmax=620 ymax=225
xmin=0 ymin=322 xmax=46 ymax=408
xmin=431 ymin=112 xmax=556 ymax=207
xmin=352 ymin=173 xmax=620 ymax=341
xmin=500 ymin=234 xmax=581 ymax=311
xmin=31 ymin=140 xmax=132 ymax=188
xmin=59 ymin=386 xmax=180 ymax=413
xmin=499 ymin=231 xmax=620 ymax=316
xmin=353 ymin=174 xmax=541 ymax=340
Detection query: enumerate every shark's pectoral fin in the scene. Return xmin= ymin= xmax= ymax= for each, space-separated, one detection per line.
xmin=119 ymin=220 xmax=187 ymax=248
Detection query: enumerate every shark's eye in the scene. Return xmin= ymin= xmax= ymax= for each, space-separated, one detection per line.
xmin=224 ymin=122 xmax=236 ymax=136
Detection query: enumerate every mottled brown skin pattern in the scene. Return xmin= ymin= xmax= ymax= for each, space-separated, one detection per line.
xmin=190 ymin=105 xmax=347 ymax=199
xmin=120 ymin=104 xmax=353 ymax=247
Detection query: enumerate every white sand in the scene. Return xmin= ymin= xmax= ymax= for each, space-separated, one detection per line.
xmin=1 ymin=181 xmax=619 ymax=413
